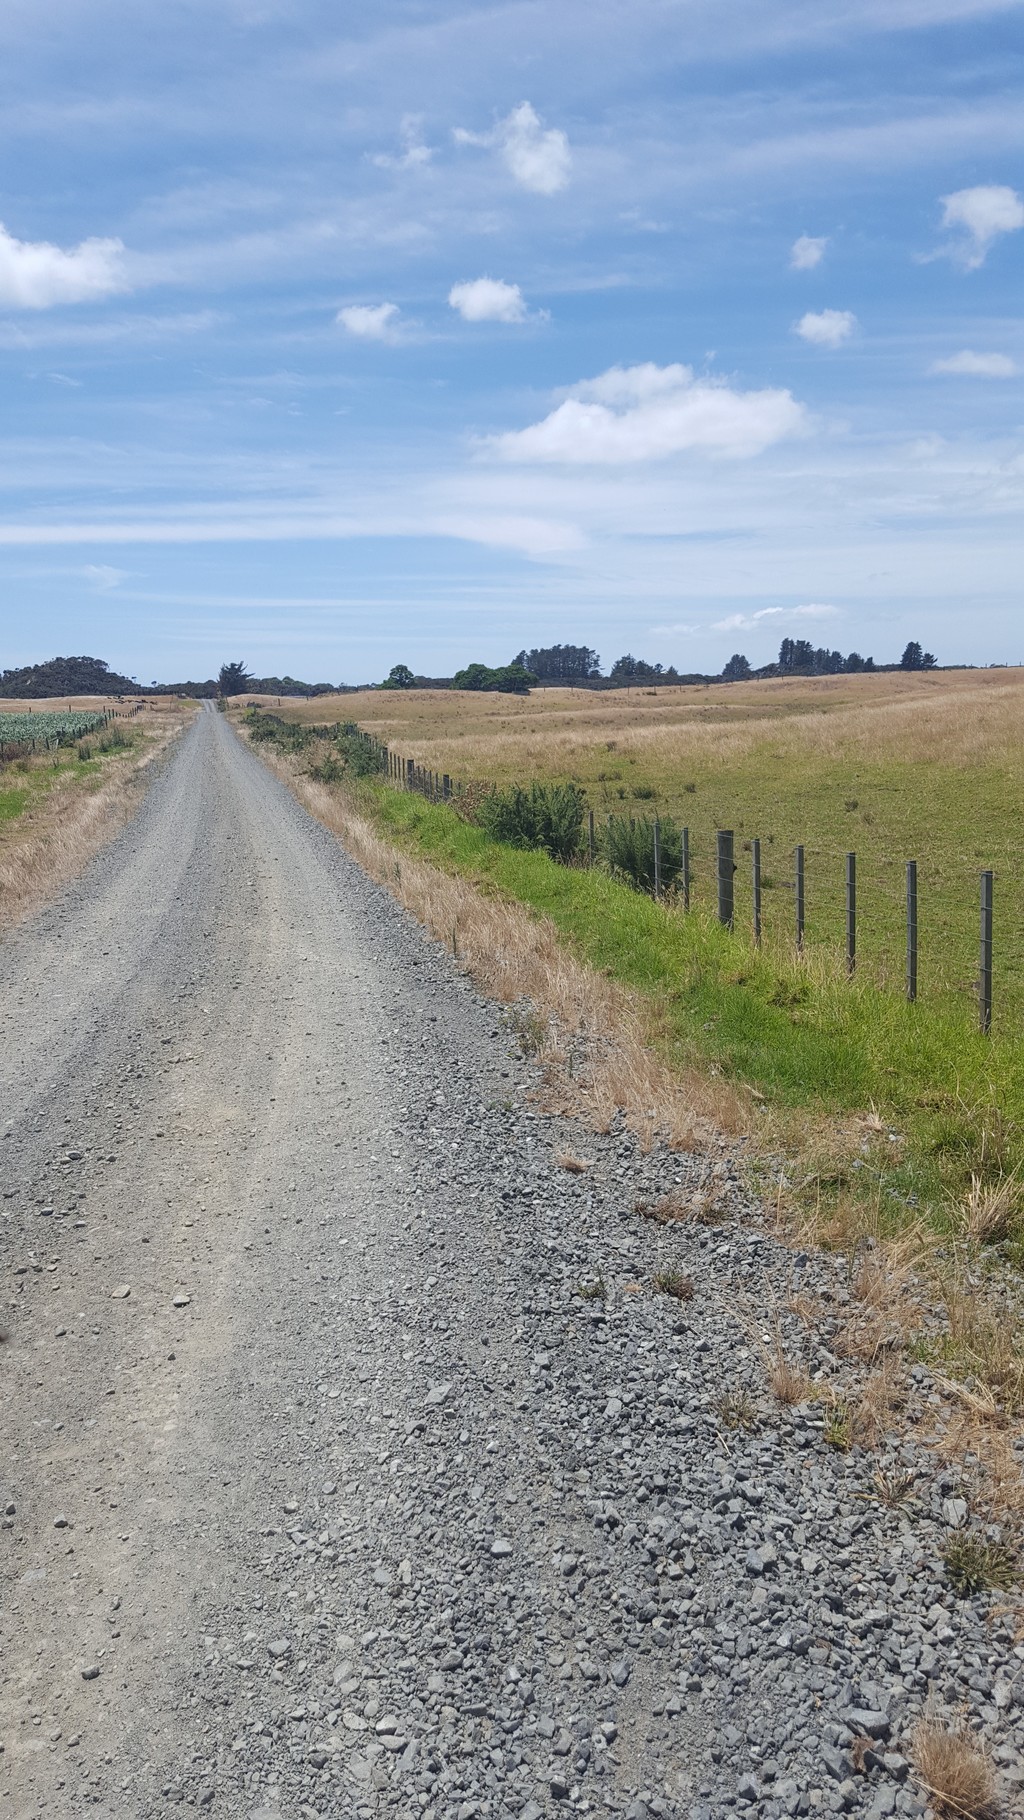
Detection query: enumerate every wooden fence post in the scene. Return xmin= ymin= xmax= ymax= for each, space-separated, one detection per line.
xmin=682 ymin=826 xmax=690 ymax=911
xmin=716 ymin=830 xmax=734 ymax=930
xmin=588 ymin=809 xmax=595 ymax=867
xmin=443 ymin=774 xmax=451 ymax=801
xmin=980 ymin=870 xmax=993 ymax=1033
xmin=846 ymin=852 xmax=856 ymax=975
xmin=752 ymin=838 xmax=762 ymax=946
xmin=653 ymin=818 xmax=662 ymax=899
xmin=906 ymin=861 xmax=918 ymax=1003
xmin=795 ymin=845 xmax=805 ymax=951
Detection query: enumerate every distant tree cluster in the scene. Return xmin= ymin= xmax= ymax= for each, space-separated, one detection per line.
xmin=511 ymin=644 xmax=601 ymax=682
xmin=453 ymin=661 xmax=537 ymax=695
xmin=0 ymin=655 xmax=139 ymax=697
xmin=899 ymin=640 xmax=937 ymax=671
xmin=608 ymin=654 xmax=686 ymax=685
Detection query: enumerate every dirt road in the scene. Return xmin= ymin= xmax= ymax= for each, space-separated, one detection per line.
xmin=3 ymin=707 xmax=1019 ymax=1820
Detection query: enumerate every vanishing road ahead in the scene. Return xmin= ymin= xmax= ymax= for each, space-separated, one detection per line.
xmin=4 ymin=708 xmax=1003 ymax=1820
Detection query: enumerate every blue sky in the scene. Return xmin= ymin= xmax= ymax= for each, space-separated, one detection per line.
xmin=1 ymin=0 xmax=1022 ymax=683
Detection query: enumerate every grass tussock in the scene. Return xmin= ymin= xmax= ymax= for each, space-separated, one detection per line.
xmin=943 ymin=1529 xmax=1019 ymax=1598
xmin=911 ymin=1718 xmax=999 ymax=1819
xmin=652 ymin=1265 xmax=694 ymax=1301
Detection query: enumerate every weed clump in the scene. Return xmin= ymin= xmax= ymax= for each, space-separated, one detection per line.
xmin=478 ymin=781 xmax=586 ymax=863
xmin=911 ymin=1717 xmax=998 ymax=1819
xmin=653 ymin=1265 xmax=694 ymax=1302
xmin=942 ymin=1529 xmax=1019 ymax=1597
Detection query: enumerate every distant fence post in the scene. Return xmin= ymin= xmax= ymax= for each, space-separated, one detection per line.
xmin=588 ymin=809 xmax=595 ymax=867
xmin=752 ymin=838 xmax=762 ymax=946
xmin=406 ymin=757 xmax=414 ymax=790
xmin=980 ymin=870 xmax=993 ymax=1034
xmin=795 ymin=845 xmax=805 ymax=951
xmin=906 ymin=860 xmax=918 ymax=1003
xmin=653 ymin=818 xmax=662 ymax=899
xmin=716 ymin=830 xmax=735 ymax=930
xmin=682 ymin=827 xmax=690 ymax=911
xmin=443 ymin=774 xmax=452 ymax=801
xmin=846 ymin=852 xmax=856 ymax=975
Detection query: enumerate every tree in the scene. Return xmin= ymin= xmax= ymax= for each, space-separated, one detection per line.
xmin=218 ymin=660 xmax=254 ymax=695
xmin=453 ymin=661 xmax=536 ymax=694
xmin=609 ymin=654 xmax=664 ymax=686
xmin=900 ymin=641 xmax=936 ymax=671
xmin=512 ymin=644 xmax=601 ymax=682
xmin=721 ymin=652 xmax=752 ymax=682
xmin=380 ymin=663 xmax=415 ymax=690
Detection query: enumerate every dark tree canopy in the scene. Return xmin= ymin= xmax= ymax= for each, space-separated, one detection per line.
xmin=218 ymin=660 xmax=254 ymax=696
xmin=721 ymin=652 xmax=752 ymax=681
xmin=900 ymin=640 xmax=937 ymax=671
xmin=380 ymin=663 xmax=416 ymax=690
xmin=453 ymin=661 xmax=536 ymax=694
xmin=512 ymin=644 xmax=601 ymax=682
xmin=0 ymin=655 xmax=137 ymax=698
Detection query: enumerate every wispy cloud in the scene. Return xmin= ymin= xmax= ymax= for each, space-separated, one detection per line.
xmin=83 ymin=563 xmax=127 ymax=590
xmin=790 ymin=233 xmax=828 ymax=270
xmin=930 ymin=349 xmax=1017 ymax=376
xmin=795 ymin=308 xmax=856 ymax=347
xmin=448 ymin=277 xmax=529 ymax=323
xmin=711 ymin=604 xmax=840 ymax=632
xmin=937 ymin=183 xmax=1024 ymax=268
xmin=336 ymin=301 xmax=403 ymax=341
xmin=454 ymin=101 xmax=571 ymax=195
xmin=486 ymin=362 xmax=807 ymax=464
xmin=0 ymin=222 xmax=128 ymax=309
xmin=371 ymin=114 xmax=433 ymax=172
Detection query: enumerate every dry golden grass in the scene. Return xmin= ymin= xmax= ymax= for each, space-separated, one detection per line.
xmin=0 ymin=704 xmax=191 ymax=928
xmin=245 ymin=667 xmax=1024 ymax=780
xmin=911 ymin=1717 xmax=999 ymax=1819
xmin=257 ymin=746 xmax=749 ymax=1154
xmin=751 ymin=1309 xmax=812 ymax=1405
xmin=554 ymin=1151 xmax=591 ymax=1172
xmin=957 ymin=1172 xmax=1023 ymax=1245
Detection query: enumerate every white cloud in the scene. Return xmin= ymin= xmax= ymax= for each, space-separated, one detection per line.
xmin=336 ymin=302 xmax=401 ymax=341
xmin=486 ymin=362 xmax=807 ymax=464
xmin=649 ymin=622 xmax=699 ymax=635
xmin=930 ymin=349 xmax=1018 ymax=377
xmin=372 ymin=114 xmax=432 ymax=172
xmin=790 ymin=234 xmax=828 ymax=270
xmin=448 ymin=277 xmax=528 ymax=323
xmin=711 ymin=604 xmax=840 ymax=633
xmin=940 ymin=184 xmax=1024 ymax=268
xmin=0 ymin=222 xmax=127 ymax=309
xmin=795 ymin=308 xmax=856 ymax=347
xmin=83 ymin=563 xmax=127 ymax=590
xmin=454 ymin=101 xmax=571 ymax=195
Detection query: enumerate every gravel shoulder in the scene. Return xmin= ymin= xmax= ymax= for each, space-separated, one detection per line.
xmin=2 ymin=706 xmax=1021 ymax=1820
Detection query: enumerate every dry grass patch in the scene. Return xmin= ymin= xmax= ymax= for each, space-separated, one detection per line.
xmin=911 ymin=1717 xmax=999 ymax=1819
xmin=752 ymin=1311 xmax=812 ymax=1405
xmin=957 ymin=1171 xmax=1023 ymax=1245
xmin=0 ymin=707 xmax=190 ymax=928
xmin=259 ymin=753 xmax=748 ymax=1154
xmin=652 ymin=1265 xmax=694 ymax=1302
xmin=555 ymin=1152 xmax=591 ymax=1173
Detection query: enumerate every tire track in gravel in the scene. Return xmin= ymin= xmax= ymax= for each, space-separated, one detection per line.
xmin=3 ymin=705 xmax=1023 ymax=1820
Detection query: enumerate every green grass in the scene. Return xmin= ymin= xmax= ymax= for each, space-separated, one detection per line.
xmin=348 ymin=778 xmax=1024 ymax=1232
xmin=0 ymin=740 xmax=130 ymax=829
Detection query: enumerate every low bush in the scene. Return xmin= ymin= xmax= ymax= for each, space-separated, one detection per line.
xmin=478 ymin=781 xmax=586 ymax=863
xmin=600 ymin=813 xmax=683 ymax=896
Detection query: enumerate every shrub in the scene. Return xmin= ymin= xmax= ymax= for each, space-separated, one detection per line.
xmin=600 ymin=814 xmax=683 ymax=896
xmin=478 ymin=781 xmax=586 ymax=862
xmin=336 ymin=731 xmax=385 ymax=777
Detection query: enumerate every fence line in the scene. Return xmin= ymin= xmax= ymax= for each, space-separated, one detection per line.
xmin=347 ymin=726 xmax=1002 ymax=1034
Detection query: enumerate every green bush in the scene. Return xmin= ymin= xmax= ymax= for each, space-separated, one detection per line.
xmin=601 ymin=814 xmax=683 ymax=896
xmin=337 ymin=731 xmax=385 ymax=777
xmin=478 ymin=781 xmax=586 ymax=862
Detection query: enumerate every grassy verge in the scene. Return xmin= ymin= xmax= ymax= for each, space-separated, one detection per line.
xmin=338 ymin=776 xmax=1024 ymax=1249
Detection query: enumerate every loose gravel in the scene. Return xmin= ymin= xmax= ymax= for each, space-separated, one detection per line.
xmin=2 ymin=706 xmax=1022 ymax=1820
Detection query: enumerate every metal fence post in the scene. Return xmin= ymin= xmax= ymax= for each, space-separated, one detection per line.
xmin=906 ymin=860 xmax=918 ymax=1003
xmin=795 ymin=845 xmax=805 ymax=951
xmin=716 ymin=830 xmax=735 ymax=930
xmin=845 ymin=852 xmax=856 ymax=975
xmin=682 ymin=826 xmax=690 ymax=911
xmin=752 ymin=838 xmax=762 ymax=946
xmin=653 ymin=818 xmax=662 ymax=898
xmin=980 ymin=870 xmax=993 ymax=1033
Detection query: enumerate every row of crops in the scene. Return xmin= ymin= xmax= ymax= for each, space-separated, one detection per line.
xmin=0 ymin=710 xmax=109 ymax=754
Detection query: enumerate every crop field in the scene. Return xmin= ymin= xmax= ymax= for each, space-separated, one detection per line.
xmin=0 ymin=709 xmax=108 ymax=749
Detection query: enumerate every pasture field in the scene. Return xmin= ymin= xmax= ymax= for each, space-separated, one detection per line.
xmin=240 ymin=669 xmax=1024 ymax=1248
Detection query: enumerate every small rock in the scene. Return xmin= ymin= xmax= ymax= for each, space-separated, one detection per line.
xmin=490 ymin=1538 xmax=513 ymax=1557
xmin=171 ymin=1293 xmax=191 ymax=1308
xmin=81 ymin=1665 xmax=100 ymax=1681
xmin=111 ymin=1284 xmax=131 ymax=1300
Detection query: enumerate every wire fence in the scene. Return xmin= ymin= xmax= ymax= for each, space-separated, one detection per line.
xmin=359 ymin=730 xmax=1006 ymax=1035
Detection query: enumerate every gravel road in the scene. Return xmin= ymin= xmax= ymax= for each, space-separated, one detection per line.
xmin=3 ymin=706 xmax=1022 ymax=1820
